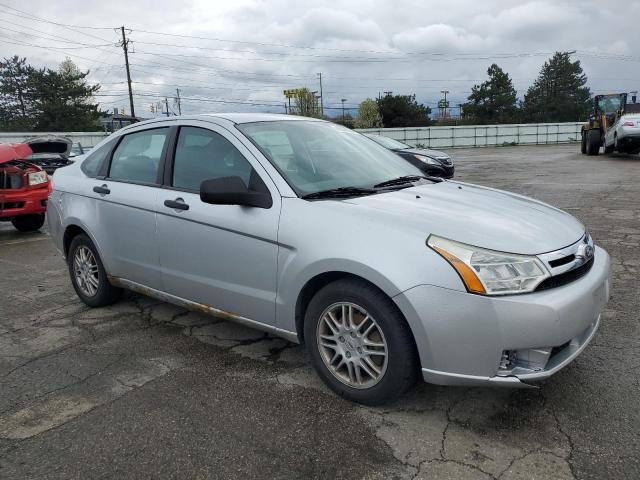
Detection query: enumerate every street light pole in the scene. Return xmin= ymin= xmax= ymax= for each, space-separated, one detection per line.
xmin=440 ymin=90 xmax=449 ymax=118
xmin=317 ymin=73 xmax=324 ymax=118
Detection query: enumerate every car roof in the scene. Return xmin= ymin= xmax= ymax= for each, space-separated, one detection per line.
xmin=121 ymin=113 xmax=325 ymax=131
xmin=201 ymin=113 xmax=324 ymax=124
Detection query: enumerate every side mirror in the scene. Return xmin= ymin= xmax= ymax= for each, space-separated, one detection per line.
xmin=200 ymin=176 xmax=272 ymax=209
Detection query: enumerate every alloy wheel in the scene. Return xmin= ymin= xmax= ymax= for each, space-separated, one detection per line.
xmin=73 ymin=246 xmax=99 ymax=297
xmin=316 ymin=302 xmax=388 ymax=389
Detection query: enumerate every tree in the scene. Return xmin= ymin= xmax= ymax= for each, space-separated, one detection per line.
xmin=290 ymin=88 xmax=321 ymax=118
xmin=376 ymin=94 xmax=431 ymax=127
xmin=0 ymin=56 xmax=37 ymax=130
xmin=522 ymin=52 xmax=591 ymax=123
xmin=463 ymin=64 xmax=518 ymax=124
xmin=29 ymin=58 xmax=102 ymax=131
xmin=0 ymin=57 xmax=101 ymax=131
xmin=354 ymin=98 xmax=383 ymax=128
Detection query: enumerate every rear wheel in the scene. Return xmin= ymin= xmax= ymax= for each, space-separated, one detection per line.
xmin=68 ymin=234 xmax=121 ymax=307
xmin=11 ymin=214 xmax=45 ymax=232
xmin=580 ymin=131 xmax=587 ymax=154
xmin=586 ymin=129 xmax=601 ymax=155
xmin=304 ymin=278 xmax=419 ymax=405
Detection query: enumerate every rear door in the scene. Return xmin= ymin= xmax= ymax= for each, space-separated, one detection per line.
xmin=155 ymin=121 xmax=281 ymax=326
xmin=93 ymin=126 xmax=171 ymax=290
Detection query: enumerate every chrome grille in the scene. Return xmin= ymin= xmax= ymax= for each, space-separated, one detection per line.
xmin=536 ymin=233 xmax=595 ymax=291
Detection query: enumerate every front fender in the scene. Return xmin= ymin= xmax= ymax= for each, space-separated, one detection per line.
xmin=275 ymin=255 xmax=405 ymax=335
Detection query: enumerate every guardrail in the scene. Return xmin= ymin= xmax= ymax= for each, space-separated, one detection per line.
xmin=0 ymin=132 xmax=110 ymax=148
xmin=357 ymin=122 xmax=584 ymax=149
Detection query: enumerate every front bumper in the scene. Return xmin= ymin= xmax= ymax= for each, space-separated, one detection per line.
xmin=0 ymin=186 xmax=49 ymax=218
xmin=394 ymin=245 xmax=610 ymax=387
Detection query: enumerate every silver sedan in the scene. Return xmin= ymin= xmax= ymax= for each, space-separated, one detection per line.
xmin=47 ymin=114 xmax=610 ymax=405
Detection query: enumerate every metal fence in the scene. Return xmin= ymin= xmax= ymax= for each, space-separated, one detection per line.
xmin=0 ymin=131 xmax=110 ymax=148
xmin=1 ymin=122 xmax=584 ymax=151
xmin=357 ymin=122 xmax=584 ymax=149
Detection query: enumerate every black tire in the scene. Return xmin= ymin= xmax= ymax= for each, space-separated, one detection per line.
xmin=586 ymin=129 xmax=601 ymax=156
xmin=11 ymin=214 xmax=45 ymax=232
xmin=67 ymin=233 xmax=121 ymax=307
xmin=304 ymin=278 xmax=419 ymax=406
xmin=580 ymin=131 xmax=587 ymax=154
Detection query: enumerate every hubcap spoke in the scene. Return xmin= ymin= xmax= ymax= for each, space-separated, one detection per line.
xmin=73 ymin=246 xmax=100 ymax=297
xmin=316 ymin=301 xmax=388 ymax=390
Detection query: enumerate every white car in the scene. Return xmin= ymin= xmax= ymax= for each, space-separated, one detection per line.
xmin=604 ymin=114 xmax=640 ymax=153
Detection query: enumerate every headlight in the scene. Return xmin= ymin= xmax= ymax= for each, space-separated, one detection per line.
xmin=413 ymin=154 xmax=440 ymax=165
xmin=427 ymin=235 xmax=550 ymax=295
xmin=28 ymin=171 xmax=48 ymax=186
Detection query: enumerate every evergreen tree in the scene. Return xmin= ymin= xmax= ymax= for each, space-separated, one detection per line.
xmin=354 ymin=98 xmax=383 ymax=128
xmin=522 ymin=52 xmax=591 ymax=123
xmin=463 ymin=64 xmax=518 ymax=124
xmin=0 ymin=56 xmax=37 ymax=130
xmin=30 ymin=58 xmax=102 ymax=131
xmin=376 ymin=93 xmax=431 ymax=127
xmin=0 ymin=57 xmax=101 ymax=131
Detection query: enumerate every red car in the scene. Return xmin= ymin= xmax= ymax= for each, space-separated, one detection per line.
xmin=0 ymin=143 xmax=51 ymax=232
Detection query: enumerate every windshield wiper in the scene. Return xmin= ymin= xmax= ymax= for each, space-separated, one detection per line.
xmin=373 ymin=175 xmax=428 ymax=188
xmin=301 ymin=186 xmax=378 ymax=200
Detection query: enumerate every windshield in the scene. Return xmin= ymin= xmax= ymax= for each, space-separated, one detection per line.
xmin=598 ymin=95 xmax=623 ymax=115
xmin=365 ymin=134 xmax=410 ymax=150
xmin=237 ymin=121 xmax=421 ymax=196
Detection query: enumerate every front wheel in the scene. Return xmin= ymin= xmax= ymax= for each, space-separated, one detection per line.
xmin=11 ymin=214 xmax=45 ymax=232
xmin=586 ymin=129 xmax=601 ymax=156
xmin=304 ymin=279 xmax=419 ymax=405
xmin=68 ymin=234 xmax=121 ymax=307
xmin=580 ymin=131 xmax=587 ymax=154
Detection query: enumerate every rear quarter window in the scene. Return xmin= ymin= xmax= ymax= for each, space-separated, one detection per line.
xmin=81 ymin=138 xmax=116 ymax=178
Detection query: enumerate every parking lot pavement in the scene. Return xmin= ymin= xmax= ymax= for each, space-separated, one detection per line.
xmin=0 ymin=144 xmax=638 ymax=479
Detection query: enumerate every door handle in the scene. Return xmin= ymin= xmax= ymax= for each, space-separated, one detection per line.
xmin=164 ymin=198 xmax=189 ymax=211
xmin=93 ymin=184 xmax=110 ymax=195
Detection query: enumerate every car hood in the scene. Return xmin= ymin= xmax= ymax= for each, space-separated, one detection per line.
xmin=399 ymin=147 xmax=449 ymax=159
xmin=25 ymin=136 xmax=72 ymax=156
xmin=342 ymin=181 xmax=584 ymax=255
xmin=0 ymin=143 xmax=33 ymax=164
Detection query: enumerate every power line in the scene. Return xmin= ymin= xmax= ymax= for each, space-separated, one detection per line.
xmin=0 ymin=4 xmax=114 ymax=41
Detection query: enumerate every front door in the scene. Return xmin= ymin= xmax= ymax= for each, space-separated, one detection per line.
xmin=156 ymin=124 xmax=281 ymax=326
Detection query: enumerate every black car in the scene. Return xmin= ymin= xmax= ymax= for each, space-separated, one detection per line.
xmin=364 ymin=134 xmax=454 ymax=178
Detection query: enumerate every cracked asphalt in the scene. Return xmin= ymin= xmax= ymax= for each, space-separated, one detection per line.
xmin=1 ymin=144 xmax=639 ymax=479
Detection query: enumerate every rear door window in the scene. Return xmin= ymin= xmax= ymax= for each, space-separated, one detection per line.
xmin=109 ymin=128 xmax=169 ymax=184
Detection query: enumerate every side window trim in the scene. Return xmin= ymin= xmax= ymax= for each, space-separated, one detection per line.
xmin=103 ymin=126 xmax=172 ymax=187
xmin=162 ymin=125 xmax=180 ymax=187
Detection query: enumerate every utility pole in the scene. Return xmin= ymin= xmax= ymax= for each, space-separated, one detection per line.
xmin=120 ymin=26 xmax=135 ymax=119
xmin=317 ymin=72 xmax=324 ymax=118
xmin=164 ymin=97 xmax=170 ymax=117
xmin=175 ymin=88 xmax=182 ymax=115
xmin=284 ymin=102 xmax=288 ymax=114
xmin=341 ymin=98 xmax=347 ymax=121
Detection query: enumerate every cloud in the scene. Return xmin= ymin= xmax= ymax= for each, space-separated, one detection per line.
xmin=392 ymin=24 xmax=490 ymax=53
xmin=1 ymin=0 xmax=638 ymax=116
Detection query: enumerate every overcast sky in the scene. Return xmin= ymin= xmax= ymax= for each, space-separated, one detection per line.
xmin=1 ymin=0 xmax=639 ymax=118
